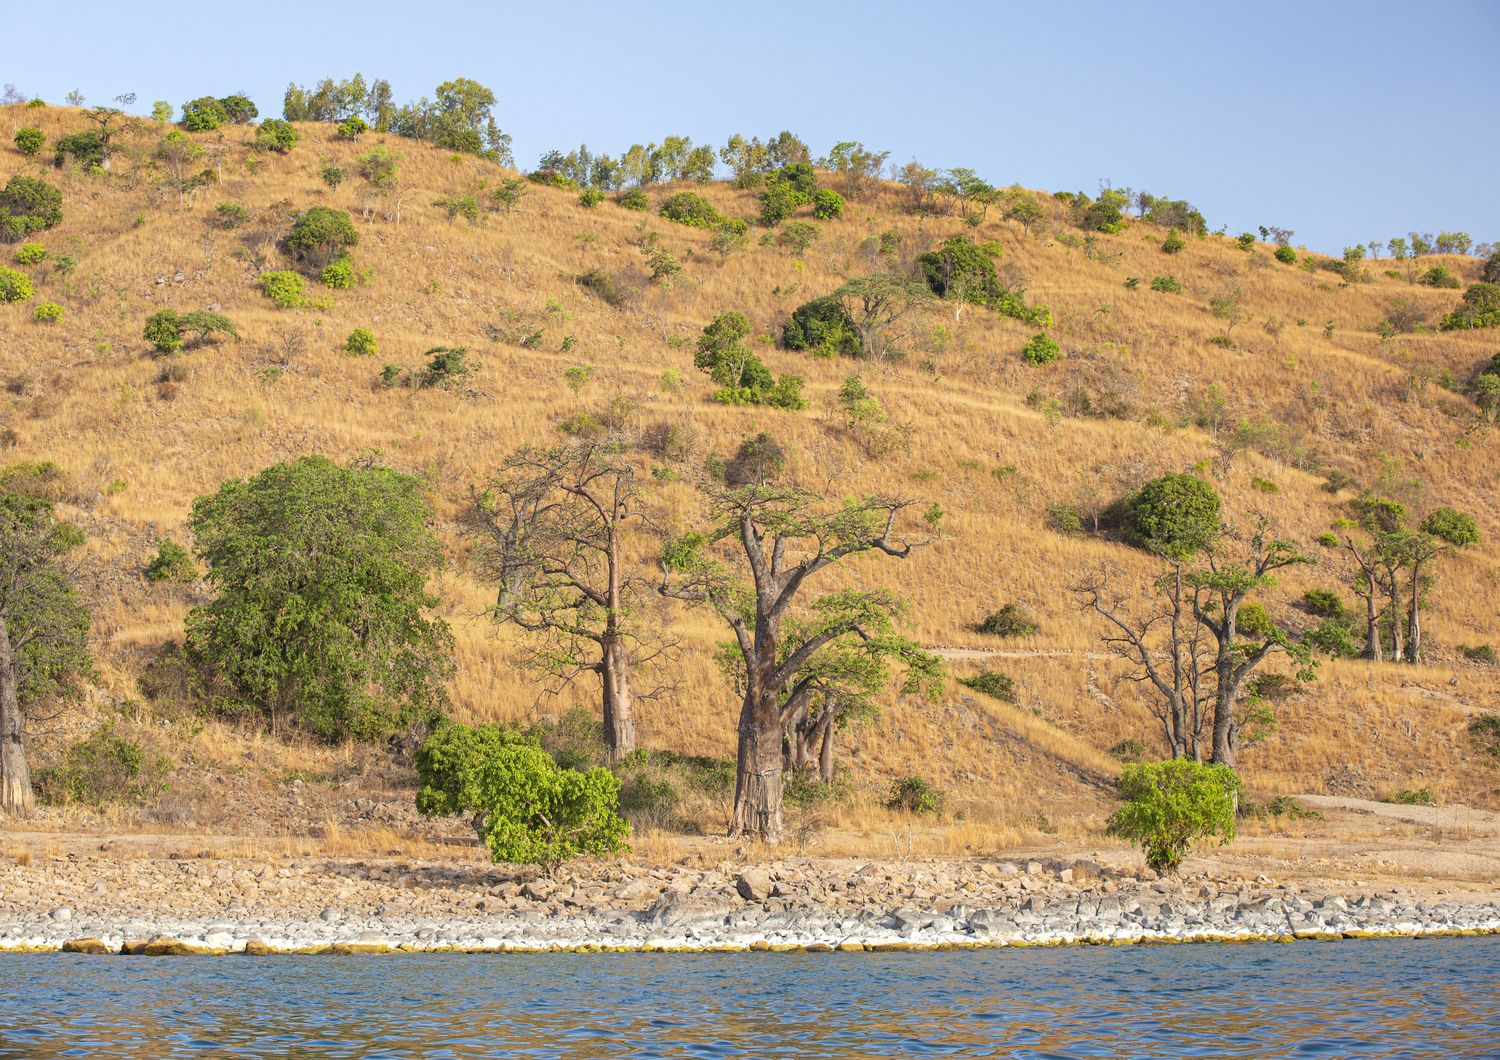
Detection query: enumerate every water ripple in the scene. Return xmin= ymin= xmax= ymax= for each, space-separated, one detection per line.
xmin=0 ymin=937 xmax=1497 ymax=1058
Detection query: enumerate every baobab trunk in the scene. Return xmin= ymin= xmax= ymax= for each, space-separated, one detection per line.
xmin=1405 ymin=568 xmax=1423 ymax=664
xmin=600 ymin=636 xmax=635 ymax=765
xmin=731 ymin=682 xmax=784 ymax=841
xmin=1363 ymin=594 xmax=1383 ymax=662
xmin=818 ymin=718 xmax=834 ymax=783
xmin=0 ymin=629 xmax=33 ymax=819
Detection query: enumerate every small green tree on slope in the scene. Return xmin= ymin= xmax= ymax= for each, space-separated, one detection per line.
xmin=1107 ymin=759 xmax=1240 ymax=875
xmin=415 ymin=721 xmax=628 ymax=873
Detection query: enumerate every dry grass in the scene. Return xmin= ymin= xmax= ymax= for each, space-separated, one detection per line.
xmin=2 ymin=104 xmax=1498 ymax=845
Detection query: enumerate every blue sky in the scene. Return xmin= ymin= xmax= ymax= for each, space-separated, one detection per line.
xmin=7 ymin=0 xmax=1497 ymax=253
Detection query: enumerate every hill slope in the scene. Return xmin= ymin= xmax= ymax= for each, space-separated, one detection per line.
xmin=3 ymin=106 xmax=1498 ymax=850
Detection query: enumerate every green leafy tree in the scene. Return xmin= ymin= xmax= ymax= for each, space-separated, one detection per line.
xmin=660 ymin=485 xmax=941 ymax=840
xmin=783 ymin=297 xmax=862 ymax=358
xmin=185 ymin=456 xmax=455 ymax=740
xmin=1107 ymin=760 xmax=1241 ymax=875
xmin=0 ymin=478 xmax=92 ymax=817
xmin=811 ymin=189 xmax=844 ymax=219
xmin=415 ymin=721 xmax=629 ymax=873
xmin=1129 ymin=473 xmax=1222 ymax=559
xmin=13 ymin=128 xmax=44 ymax=158
xmin=832 ymin=273 xmax=932 ymax=364
xmin=0 ymin=175 xmax=63 ymax=242
xmin=693 ymin=311 xmax=805 ymax=408
xmin=255 ymin=118 xmax=299 ymax=153
xmin=180 ymin=96 xmax=229 ymax=132
xmin=142 ymin=310 xmax=238 ymax=353
xmin=284 ymin=206 xmax=359 ymax=269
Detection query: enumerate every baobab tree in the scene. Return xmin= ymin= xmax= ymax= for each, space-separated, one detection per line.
xmin=661 ymin=482 xmax=941 ymax=840
xmin=469 ymin=440 xmax=664 ymax=763
xmin=0 ymin=479 xmax=92 ymax=817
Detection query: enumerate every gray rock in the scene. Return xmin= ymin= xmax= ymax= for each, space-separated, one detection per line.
xmin=736 ymin=869 xmax=774 ymax=902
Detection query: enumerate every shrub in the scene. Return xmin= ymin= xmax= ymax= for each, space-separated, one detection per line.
xmin=1150 ymin=275 xmax=1182 ymax=294
xmin=0 ymin=266 xmax=35 ymax=303
xmin=13 ymin=127 xmax=44 ymax=157
xmin=219 ymin=95 xmax=258 ymax=124
xmin=1384 ymin=787 xmax=1434 ymax=806
xmin=180 ymin=96 xmax=229 ymax=132
xmin=976 ymin=603 xmax=1039 ymax=637
xmin=758 ymin=182 xmax=809 ymax=225
xmin=145 ymin=541 xmax=197 ymax=583
xmin=1046 ymin=503 xmax=1083 ymax=533
xmin=811 ymin=188 xmax=845 ymax=219
xmin=284 ymin=206 xmax=358 ymax=268
xmin=1274 ymin=245 xmax=1297 ymax=264
xmin=1470 ymin=714 xmax=1500 ymax=758
xmin=344 ymin=328 xmax=378 ymax=357
xmin=1302 ymin=589 xmax=1349 ymax=620
xmin=1106 ymin=760 xmax=1241 ymax=875
xmin=260 ymin=270 xmax=311 ymax=308
xmin=0 ymin=174 xmax=64 ymax=242
xmin=143 ymin=310 xmax=184 ymax=352
xmin=319 ymin=256 xmax=357 ymax=289
xmin=1417 ymin=264 xmax=1461 ymax=289
xmin=724 ymin=432 xmax=786 ymax=486
xmin=214 ymin=202 xmax=247 ymax=229
xmin=886 ymin=775 xmax=945 ymax=814
xmin=32 ymin=302 xmax=62 ymax=323
xmin=778 ymin=221 xmax=820 ymax=255
xmin=255 ymin=118 xmax=299 ymax=153
xmin=1236 ymin=232 xmax=1256 ymax=250
xmin=33 ymin=724 xmax=168 ymax=806
xmin=959 ymin=669 xmax=1017 ymax=702
xmin=1110 ymin=739 xmax=1147 ymax=762
xmin=578 ymin=187 xmax=605 ymax=209
xmin=695 ymin=311 xmax=805 ymax=409
xmin=1439 ymin=283 xmax=1500 ymax=331
xmin=659 ymin=191 xmax=723 ymax=228
xmin=1021 ymin=333 xmax=1060 ymax=365
xmin=576 ymin=268 xmax=631 ymax=308
xmin=53 ymin=130 xmax=106 ymax=169
xmin=320 ymin=164 xmax=344 ymax=190
xmin=617 ymin=187 xmax=648 ymax=210
xmin=616 ymin=770 xmax=681 ymax=830
xmin=1162 ymin=228 xmax=1186 ymax=254
xmin=336 ymin=116 xmax=368 ymax=140
xmin=415 ymin=346 xmax=475 ymax=389
xmin=415 ymin=721 xmax=629 ymax=873
xmin=783 ymin=296 xmax=862 ymax=357
xmin=1460 ymin=645 xmax=1497 ymax=666
xmin=434 ymin=194 xmax=481 ymax=224
xmin=1129 ymin=473 xmax=1221 ymax=558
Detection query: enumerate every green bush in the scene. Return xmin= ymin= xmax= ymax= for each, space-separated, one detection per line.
xmin=976 ymin=603 xmax=1039 ymax=637
xmin=1417 ymin=264 xmax=1461 ymax=289
xmin=1021 ymin=333 xmax=1060 ymax=365
xmin=1383 ymin=787 xmax=1434 ymax=806
xmin=143 ymin=310 xmax=183 ymax=352
xmin=959 ymin=669 xmax=1017 ymax=703
xmin=180 ymin=96 xmax=229 ymax=132
xmin=695 ymin=311 xmax=806 ymax=409
xmin=255 ymin=118 xmax=299 ymax=153
xmin=1150 ymin=275 xmax=1182 ymax=294
xmin=32 ymin=301 xmax=62 ymax=323
xmin=344 ymin=328 xmax=378 ymax=357
xmin=143 ymin=309 xmax=239 ymax=352
xmin=1460 ymin=644 xmax=1497 ymax=665
xmin=336 ymin=116 xmax=368 ymax=140
xmin=16 ymin=242 xmax=48 ymax=265
xmin=758 ymin=182 xmax=810 ymax=226
xmin=13 ymin=127 xmax=44 ymax=157
xmin=219 ymin=95 xmax=258 ymax=124
xmin=1274 ymin=245 xmax=1297 ymax=265
xmin=1129 ymin=473 xmax=1221 ymax=558
xmin=1162 ymin=228 xmax=1186 ymax=254
xmin=319 ymin=256 xmax=358 ymax=289
xmin=617 ymin=187 xmax=648 ymax=210
xmin=53 ymin=130 xmax=106 ymax=169
xmin=886 ymin=775 xmax=945 ymax=814
xmin=434 ymin=194 xmax=481 ymax=224
xmin=0 ymin=266 xmax=35 ymax=303
xmin=1109 ymin=739 xmax=1147 ymax=762
xmin=415 ymin=346 xmax=475 ymax=389
xmin=415 ymin=721 xmax=629 ymax=873
xmin=1236 ymin=232 xmax=1256 ymax=250
xmin=214 ymin=202 xmax=247 ymax=229
xmin=578 ymin=187 xmax=605 ymax=209
xmin=811 ymin=188 xmax=845 ymax=219
xmin=778 ymin=220 xmax=820 ymax=255
xmin=1046 ymin=503 xmax=1084 ymax=533
xmin=33 ymin=724 xmax=169 ymax=807
xmin=1302 ymin=589 xmax=1349 ymax=620
xmin=0 ymin=174 xmax=64 ymax=242
xmin=1106 ymin=759 xmax=1241 ymax=875
xmin=659 ymin=191 xmax=724 ymax=228
xmin=260 ymin=270 xmax=312 ymax=308
xmin=145 ymin=541 xmax=197 ymax=583
xmin=284 ymin=206 xmax=359 ymax=268
xmin=320 ymin=164 xmax=345 ymax=190
xmin=783 ymin=296 xmax=862 ymax=357
xmin=1439 ymin=283 xmax=1500 ymax=331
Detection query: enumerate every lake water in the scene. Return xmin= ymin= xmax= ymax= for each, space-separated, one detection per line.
xmin=2 ymin=937 xmax=1497 ymax=1058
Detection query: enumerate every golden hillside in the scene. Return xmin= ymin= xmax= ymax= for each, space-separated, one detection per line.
xmin=3 ymin=105 xmax=1498 ymax=847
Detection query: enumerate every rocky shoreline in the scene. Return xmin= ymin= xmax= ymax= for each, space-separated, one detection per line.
xmin=3 ymin=849 xmax=1498 ymax=955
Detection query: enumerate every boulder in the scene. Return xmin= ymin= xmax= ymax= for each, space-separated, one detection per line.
xmin=736 ymin=869 xmax=774 ymax=902
xmin=61 ymin=938 xmax=110 ymax=954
